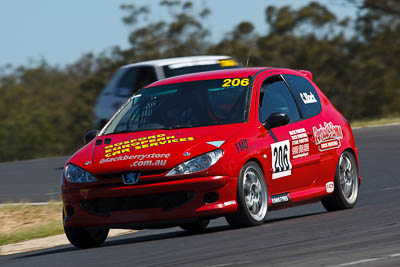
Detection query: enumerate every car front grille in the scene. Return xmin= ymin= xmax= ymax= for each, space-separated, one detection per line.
xmin=80 ymin=191 xmax=194 ymax=216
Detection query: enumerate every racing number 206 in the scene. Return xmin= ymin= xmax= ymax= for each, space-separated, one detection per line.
xmin=270 ymin=140 xmax=292 ymax=179
xmin=222 ymin=78 xmax=249 ymax=87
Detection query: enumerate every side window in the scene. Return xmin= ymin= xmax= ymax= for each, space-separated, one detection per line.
xmin=115 ymin=67 xmax=157 ymax=97
xmin=283 ymin=74 xmax=322 ymax=119
xmin=135 ymin=67 xmax=157 ymax=90
xmin=259 ymin=76 xmax=301 ymax=123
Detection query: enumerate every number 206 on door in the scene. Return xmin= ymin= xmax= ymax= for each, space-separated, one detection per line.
xmin=270 ymin=140 xmax=292 ymax=179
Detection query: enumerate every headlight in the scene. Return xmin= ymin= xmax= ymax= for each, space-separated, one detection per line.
xmin=63 ymin=164 xmax=98 ymax=183
xmin=166 ymin=149 xmax=223 ymax=176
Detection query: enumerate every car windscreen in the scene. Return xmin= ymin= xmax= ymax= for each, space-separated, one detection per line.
xmin=163 ymin=59 xmax=239 ymax=78
xmin=102 ymin=78 xmax=251 ymax=135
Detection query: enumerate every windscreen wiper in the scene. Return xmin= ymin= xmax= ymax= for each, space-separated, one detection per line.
xmin=168 ymin=124 xmax=193 ymax=130
xmin=104 ymin=130 xmax=130 ymax=135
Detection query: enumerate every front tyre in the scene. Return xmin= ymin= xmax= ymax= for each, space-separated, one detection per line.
xmin=226 ymin=162 xmax=268 ymax=227
xmin=180 ymin=219 xmax=210 ymax=233
xmin=64 ymin=226 xmax=109 ymax=249
xmin=322 ymin=151 xmax=359 ymax=211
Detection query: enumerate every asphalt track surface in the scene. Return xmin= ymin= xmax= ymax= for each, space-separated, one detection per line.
xmin=1 ymin=125 xmax=400 ymax=266
xmin=0 ymin=156 xmax=68 ymax=203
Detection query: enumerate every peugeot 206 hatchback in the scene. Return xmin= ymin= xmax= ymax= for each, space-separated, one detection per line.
xmin=62 ymin=67 xmax=361 ymax=248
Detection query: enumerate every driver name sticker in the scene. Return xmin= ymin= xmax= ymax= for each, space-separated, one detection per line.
xmin=271 ymin=140 xmax=292 ymax=179
xmin=300 ymin=92 xmax=318 ymax=104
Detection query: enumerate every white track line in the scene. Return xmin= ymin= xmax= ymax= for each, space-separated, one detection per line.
xmin=207 ymin=262 xmax=252 ymax=267
xmin=0 ymin=229 xmax=137 ymax=255
xmin=333 ymin=258 xmax=381 ymax=266
xmin=331 ymin=252 xmax=400 ymax=267
xmin=382 ymin=186 xmax=400 ymax=191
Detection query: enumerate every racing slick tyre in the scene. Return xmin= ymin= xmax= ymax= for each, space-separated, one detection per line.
xmin=322 ymin=150 xmax=359 ymax=211
xmin=64 ymin=226 xmax=109 ymax=249
xmin=180 ymin=219 xmax=210 ymax=233
xmin=226 ymin=161 xmax=268 ymax=228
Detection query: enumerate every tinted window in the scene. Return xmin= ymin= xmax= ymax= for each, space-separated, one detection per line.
xmin=283 ymin=74 xmax=321 ymax=119
xmin=115 ymin=67 xmax=157 ymax=97
xmin=259 ymin=76 xmax=301 ymax=123
xmin=103 ymin=78 xmax=250 ymax=134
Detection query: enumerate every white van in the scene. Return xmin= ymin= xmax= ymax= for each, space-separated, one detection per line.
xmin=94 ymin=55 xmax=239 ymax=129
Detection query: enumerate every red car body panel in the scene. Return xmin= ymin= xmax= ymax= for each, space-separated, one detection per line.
xmin=62 ymin=67 xmax=361 ymax=229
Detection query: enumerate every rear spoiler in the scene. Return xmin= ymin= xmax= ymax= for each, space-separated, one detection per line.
xmin=298 ymin=70 xmax=312 ymax=80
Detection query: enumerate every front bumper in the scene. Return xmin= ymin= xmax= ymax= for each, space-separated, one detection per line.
xmin=62 ymin=175 xmax=238 ymax=228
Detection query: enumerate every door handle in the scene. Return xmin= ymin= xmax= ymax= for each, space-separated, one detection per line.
xmin=307 ymin=131 xmax=314 ymax=143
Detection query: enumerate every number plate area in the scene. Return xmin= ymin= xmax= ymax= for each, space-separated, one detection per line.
xmin=271 ymin=140 xmax=292 ymax=179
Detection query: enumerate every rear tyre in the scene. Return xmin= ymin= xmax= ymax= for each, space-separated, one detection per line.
xmin=322 ymin=151 xmax=359 ymax=211
xmin=180 ymin=219 xmax=210 ymax=233
xmin=64 ymin=226 xmax=109 ymax=249
xmin=226 ymin=162 xmax=268 ymax=228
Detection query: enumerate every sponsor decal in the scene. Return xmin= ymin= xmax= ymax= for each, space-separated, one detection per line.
xmin=103 ymin=134 xmax=194 ymax=157
xmin=313 ymin=122 xmax=343 ymax=151
xmin=183 ymin=152 xmax=191 ymax=157
xmin=271 ymin=193 xmax=291 ymax=204
xmin=84 ymin=161 xmax=91 ymax=166
xmin=122 ymin=172 xmax=140 ymax=185
xmin=300 ymin=92 xmax=318 ymax=104
xmin=235 ymin=139 xmax=248 ymax=153
xmin=99 ymin=153 xmax=170 ymax=164
xmin=207 ymin=141 xmax=225 ymax=148
xmin=326 ymin=181 xmax=334 ymax=193
xmin=130 ymin=159 xmax=167 ymax=167
xmin=289 ymin=128 xmax=310 ymax=159
xmin=271 ymin=140 xmax=292 ymax=179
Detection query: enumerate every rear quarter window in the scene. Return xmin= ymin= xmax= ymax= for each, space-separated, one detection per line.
xmin=283 ymin=74 xmax=322 ymax=119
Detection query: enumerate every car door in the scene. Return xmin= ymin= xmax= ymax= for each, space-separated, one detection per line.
xmin=283 ymin=74 xmax=338 ymax=181
xmin=258 ymin=75 xmax=320 ymax=194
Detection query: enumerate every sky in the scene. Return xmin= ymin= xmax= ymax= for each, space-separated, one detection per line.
xmin=0 ymin=0 xmax=356 ymax=67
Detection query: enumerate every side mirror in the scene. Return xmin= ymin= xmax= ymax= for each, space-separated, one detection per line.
xmin=263 ymin=112 xmax=290 ymax=129
xmin=84 ymin=130 xmax=98 ymax=144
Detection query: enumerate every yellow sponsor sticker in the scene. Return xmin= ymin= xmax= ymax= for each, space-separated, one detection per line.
xmin=219 ymin=59 xmax=238 ymax=67
xmin=104 ymin=134 xmax=195 ymax=157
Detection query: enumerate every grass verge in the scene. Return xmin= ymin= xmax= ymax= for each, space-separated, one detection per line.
xmin=0 ymin=201 xmax=63 ymax=246
xmin=350 ymin=116 xmax=400 ymax=128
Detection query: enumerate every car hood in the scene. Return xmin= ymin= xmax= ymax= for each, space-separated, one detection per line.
xmin=69 ymin=124 xmax=243 ymax=175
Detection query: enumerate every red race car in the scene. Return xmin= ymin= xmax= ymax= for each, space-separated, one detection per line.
xmin=62 ymin=67 xmax=361 ymax=248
